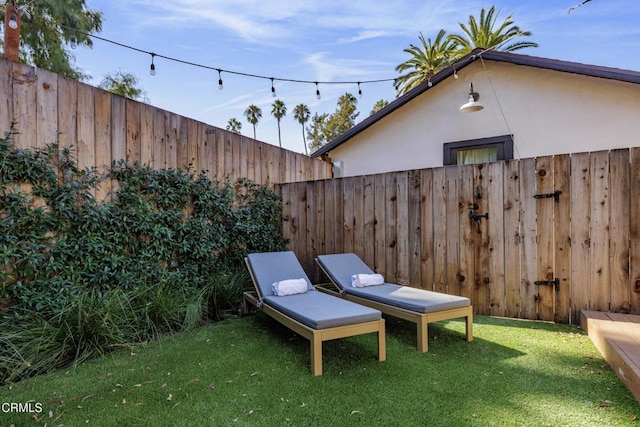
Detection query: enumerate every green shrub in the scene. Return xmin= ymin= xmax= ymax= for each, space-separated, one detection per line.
xmin=0 ymin=123 xmax=287 ymax=383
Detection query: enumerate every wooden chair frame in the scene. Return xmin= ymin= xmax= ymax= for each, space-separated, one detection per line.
xmin=315 ymin=277 xmax=472 ymax=353
xmin=243 ymin=259 xmax=385 ymax=376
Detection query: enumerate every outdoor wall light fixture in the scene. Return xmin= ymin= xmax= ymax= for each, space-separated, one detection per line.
xmin=459 ymin=82 xmax=484 ymax=113
xmin=8 ymin=12 xmax=18 ymax=29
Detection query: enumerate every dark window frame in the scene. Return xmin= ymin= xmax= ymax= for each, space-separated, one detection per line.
xmin=443 ymin=135 xmax=514 ymax=165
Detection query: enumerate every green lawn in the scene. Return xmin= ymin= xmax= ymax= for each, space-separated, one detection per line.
xmin=1 ymin=315 xmax=638 ymax=426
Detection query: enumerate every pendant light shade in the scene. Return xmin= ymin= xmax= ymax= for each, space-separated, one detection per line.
xmin=459 ymin=82 xmax=484 ymax=113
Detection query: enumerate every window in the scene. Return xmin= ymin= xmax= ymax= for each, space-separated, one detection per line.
xmin=443 ymin=135 xmax=514 ymax=165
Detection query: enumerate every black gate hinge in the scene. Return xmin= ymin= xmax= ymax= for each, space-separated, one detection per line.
xmin=533 ymin=190 xmax=561 ymax=203
xmin=534 ymin=278 xmax=560 ymax=290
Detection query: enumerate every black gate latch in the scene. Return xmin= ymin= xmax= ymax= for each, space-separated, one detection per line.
xmin=469 ymin=210 xmax=488 ymax=235
xmin=534 ymin=278 xmax=560 ymax=290
xmin=533 ymin=190 xmax=561 ymax=203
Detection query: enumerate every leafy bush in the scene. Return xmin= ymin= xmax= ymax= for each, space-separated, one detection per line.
xmin=0 ymin=123 xmax=287 ymax=383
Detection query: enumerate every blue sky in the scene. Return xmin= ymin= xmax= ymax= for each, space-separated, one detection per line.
xmin=73 ymin=0 xmax=640 ymax=153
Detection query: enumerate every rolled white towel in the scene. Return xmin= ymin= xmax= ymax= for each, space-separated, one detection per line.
xmin=351 ymin=273 xmax=384 ymax=287
xmin=272 ymin=278 xmax=308 ymax=296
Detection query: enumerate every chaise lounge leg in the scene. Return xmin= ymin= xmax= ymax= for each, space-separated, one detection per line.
xmin=311 ymin=334 xmax=323 ymax=376
xmin=378 ymin=319 xmax=387 ymax=361
xmin=466 ymin=310 xmax=474 ymax=342
xmin=417 ymin=317 xmax=428 ymax=352
xmin=241 ymin=294 xmax=250 ymax=316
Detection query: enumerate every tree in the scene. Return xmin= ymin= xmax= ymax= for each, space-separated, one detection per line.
xmin=293 ymin=103 xmax=311 ymax=155
xmin=394 ymin=29 xmax=458 ymax=96
xmin=306 ymin=93 xmax=359 ymax=152
xmin=226 ymin=118 xmax=242 ymax=134
xmin=1 ymin=0 xmax=103 ymax=80
xmin=306 ymin=112 xmax=329 ymax=153
xmin=98 ymin=71 xmax=146 ymax=100
xmin=448 ymin=6 xmax=538 ymax=56
xmin=370 ymin=99 xmax=389 ymax=115
xmin=322 ymin=92 xmax=359 ymax=142
xmin=271 ymin=99 xmax=287 ymax=148
xmin=244 ymin=104 xmax=262 ymax=140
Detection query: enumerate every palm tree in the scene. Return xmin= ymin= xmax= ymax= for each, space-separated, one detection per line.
xmin=244 ymin=104 xmax=262 ymax=140
xmin=293 ymin=103 xmax=311 ymax=155
xmin=448 ymin=6 xmax=538 ymax=56
xmin=370 ymin=99 xmax=389 ymax=115
xmin=337 ymin=93 xmax=357 ymax=109
xmin=394 ymin=29 xmax=459 ymax=96
xmin=226 ymin=118 xmax=242 ymax=134
xmin=99 ymin=71 xmax=146 ymax=100
xmin=271 ymin=99 xmax=287 ymax=148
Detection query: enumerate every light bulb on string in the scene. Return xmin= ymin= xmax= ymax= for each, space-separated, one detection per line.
xmin=150 ymin=53 xmax=156 ymax=76
xmin=357 ymin=82 xmax=362 ymax=98
xmin=270 ymin=78 xmax=276 ymax=97
xmin=8 ymin=13 xmax=18 ymax=29
xmin=217 ymin=69 xmax=223 ymax=90
xmin=315 ymin=82 xmax=321 ymax=100
xmin=453 ymin=69 xmax=459 ymax=79
xmin=70 ymin=35 xmax=77 ymax=50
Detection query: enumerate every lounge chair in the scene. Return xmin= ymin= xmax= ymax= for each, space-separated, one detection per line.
xmin=243 ymin=251 xmax=386 ymax=375
xmin=316 ymin=253 xmax=473 ymax=352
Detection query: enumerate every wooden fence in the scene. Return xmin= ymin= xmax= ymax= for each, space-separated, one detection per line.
xmin=0 ymin=57 xmax=330 ymax=196
xmin=279 ymin=148 xmax=640 ymax=325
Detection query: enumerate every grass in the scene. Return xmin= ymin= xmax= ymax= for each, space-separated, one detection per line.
xmin=1 ymin=314 xmax=638 ymax=426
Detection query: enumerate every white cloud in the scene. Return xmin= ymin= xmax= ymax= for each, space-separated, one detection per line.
xmin=336 ymin=30 xmax=393 ymax=44
xmin=303 ymin=52 xmax=393 ymax=82
xmin=114 ymin=0 xmax=482 ymax=45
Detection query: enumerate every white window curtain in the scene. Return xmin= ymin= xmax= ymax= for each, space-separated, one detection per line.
xmin=457 ymin=147 xmax=498 ymax=165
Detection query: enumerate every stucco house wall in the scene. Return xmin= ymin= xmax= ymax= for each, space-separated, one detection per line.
xmin=322 ymin=58 xmax=640 ymax=177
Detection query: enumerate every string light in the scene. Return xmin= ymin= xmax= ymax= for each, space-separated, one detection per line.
xmin=357 ymin=82 xmax=362 ymax=98
xmin=58 ymin=25 xmax=395 ymax=99
xmin=54 ymin=23 xmax=529 ymax=109
xmin=150 ymin=53 xmax=156 ymax=76
xmin=270 ymin=77 xmax=276 ymax=97
xmin=8 ymin=13 xmax=18 ymax=29
xmin=70 ymin=35 xmax=77 ymax=50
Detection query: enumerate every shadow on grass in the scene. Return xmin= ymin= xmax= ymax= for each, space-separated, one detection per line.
xmin=473 ymin=314 xmax=586 ymax=332
xmin=245 ymin=311 xmax=639 ymax=425
xmin=248 ymin=310 xmax=528 ymax=374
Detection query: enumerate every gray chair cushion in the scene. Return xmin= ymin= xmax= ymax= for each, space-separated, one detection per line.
xmin=263 ymin=292 xmax=381 ymax=329
xmin=247 ymin=251 xmax=381 ymax=329
xmin=247 ymin=251 xmax=315 ymax=298
xmin=345 ymin=284 xmax=470 ymax=313
xmin=317 ymin=253 xmax=470 ymax=313
xmin=317 ymin=253 xmax=375 ymax=289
